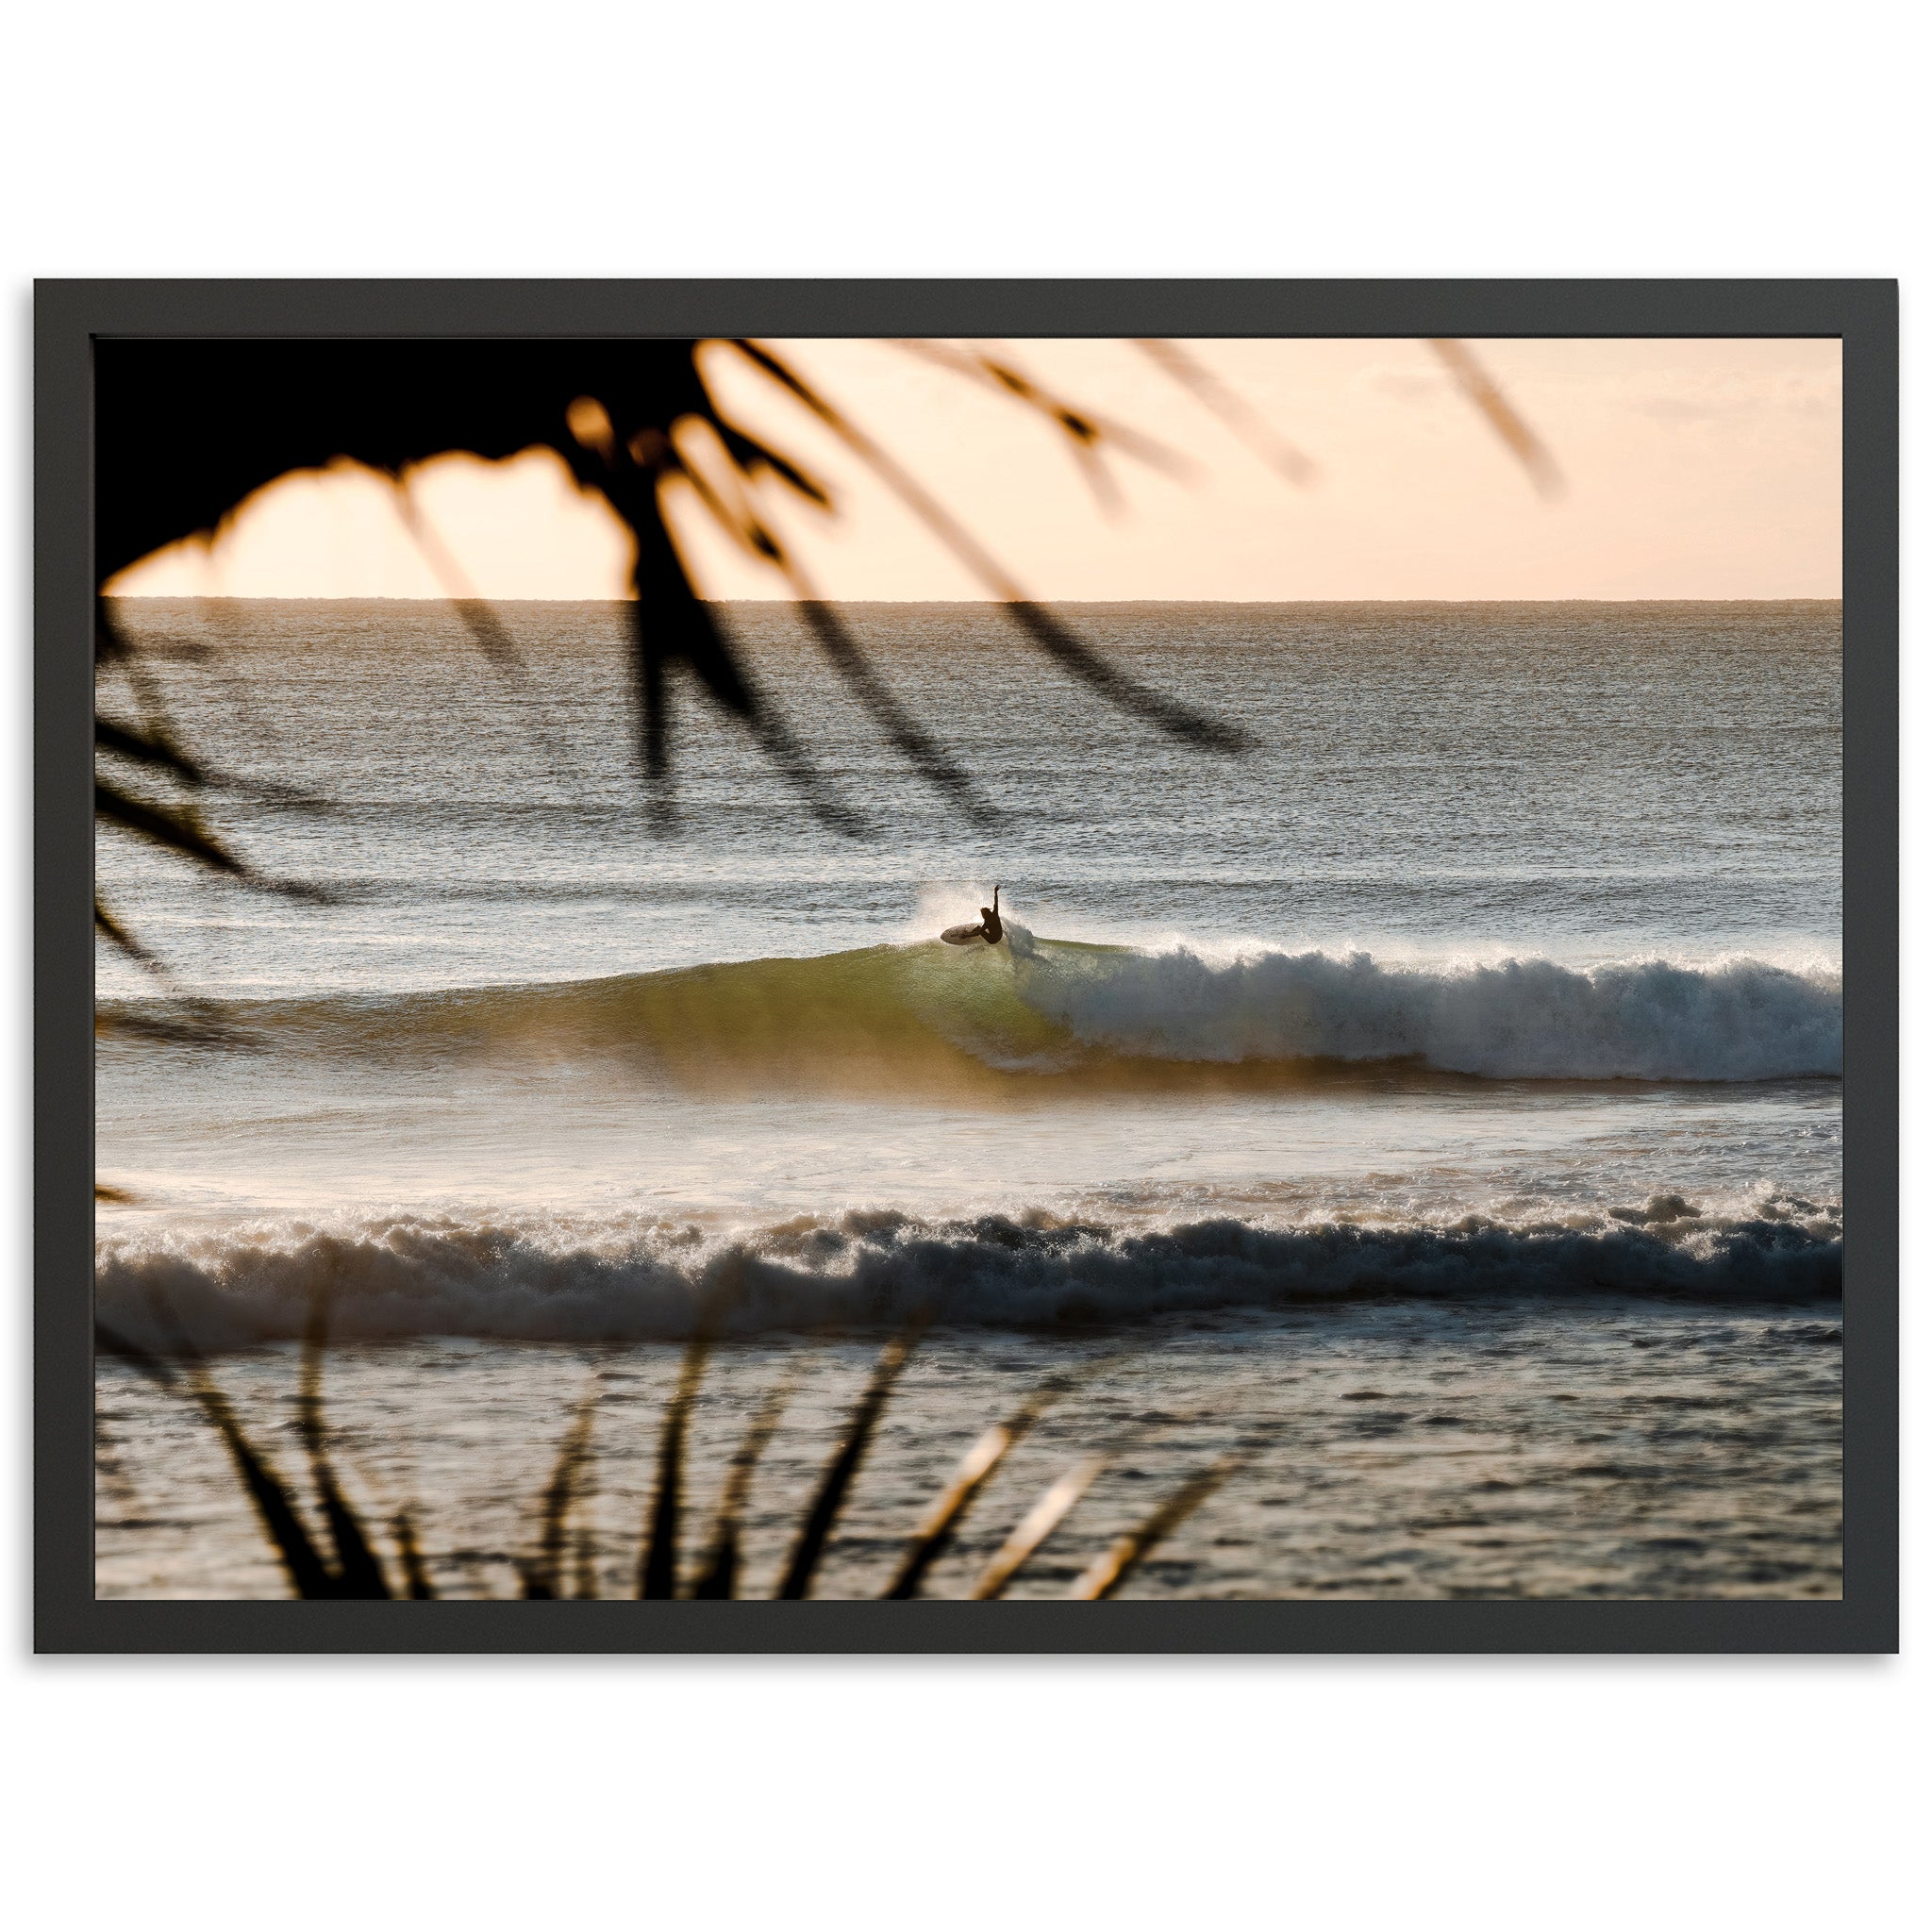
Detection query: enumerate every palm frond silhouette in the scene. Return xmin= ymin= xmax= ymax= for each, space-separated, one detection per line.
xmin=95 ymin=334 xmax=1555 ymax=922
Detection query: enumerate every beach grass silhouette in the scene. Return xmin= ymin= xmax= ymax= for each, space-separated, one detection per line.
xmin=96 ymin=1303 xmax=1225 ymax=1602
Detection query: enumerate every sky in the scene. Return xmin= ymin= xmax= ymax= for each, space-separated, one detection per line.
xmin=108 ymin=337 xmax=1843 ymax=602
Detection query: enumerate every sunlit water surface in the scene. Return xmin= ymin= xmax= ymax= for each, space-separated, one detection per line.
xmin=95 ymin=601 xmax=1842 ymax=1599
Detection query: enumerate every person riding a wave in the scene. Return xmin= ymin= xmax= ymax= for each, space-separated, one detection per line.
xmin=941 ymin=885 xmax=1004 ymax=947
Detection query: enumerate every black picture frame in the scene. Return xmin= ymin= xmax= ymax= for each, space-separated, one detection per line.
xmin=37 ymin=277 xmax=1898 ymax=1655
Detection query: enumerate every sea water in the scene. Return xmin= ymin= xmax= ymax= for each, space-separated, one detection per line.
xmin=93 ymin=600 xmax=1842 ymax=1599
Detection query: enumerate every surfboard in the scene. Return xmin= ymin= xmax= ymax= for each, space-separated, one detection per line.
xmin=940 ymin=923 xmax=988 ymax=946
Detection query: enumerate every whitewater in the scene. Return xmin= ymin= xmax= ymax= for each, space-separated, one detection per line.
xmin=94 ymin=600 xmax=1843 ymax=1598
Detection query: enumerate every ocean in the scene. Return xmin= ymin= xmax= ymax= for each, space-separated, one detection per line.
xmin=93 ymin=598 xmax=1843 ymax=1600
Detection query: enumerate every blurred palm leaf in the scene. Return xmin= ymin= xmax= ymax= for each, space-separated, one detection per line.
xmin=689 ymin=1360 xmax=805 ymax=1600
xmin=970 ymin=1454 xmax=1108 ymax=1600
xmin=883 ymin=1352 xmax=1125 ymax=1599
xmin=521 ymin=1377 xmax=600 ymax=1600
xmin=95 ymin=1318 xmax=338 ymax=1598
xmin=1067 ymin=1454 xmax=1244 ymax=1601
xmin=889 ymin=337 xmax=1193 ymax=511
xmin=1426 ymin=338 xmax=1565 ymax=499
xmin=637 ymin=1331 xmax=710 ymax=1599
xmin=775 ymin=1324 xmax=924 ymax=1600
xmin=297 ymin=1295 xmax=393 ymax=1598
xmin=1131 ymin=337 xmax=1318 ymax=485
xmin=391 ymin=1509 xmax=439 ymax=1600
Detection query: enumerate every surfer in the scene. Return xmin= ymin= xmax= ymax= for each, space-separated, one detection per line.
xmin=941 ymin=885 xmax=1005 ymax=947
xmin=980 ymin=885 xmax=1004 ymax=944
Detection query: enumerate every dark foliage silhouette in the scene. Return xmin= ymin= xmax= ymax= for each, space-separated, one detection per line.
xmin=93 ymin=333 xmax=1556 ymax=981
xmin=92 ymin=335 xmax=1559 ymax=1594
xmin=96 ymin=1305 xmax=1239 ymax=1602
xmin=93 ymin=338 xmax=1245 ymax=875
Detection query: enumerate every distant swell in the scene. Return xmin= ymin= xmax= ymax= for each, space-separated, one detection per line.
xmin=96 ymin=1199 xmax=1842 ymax=1351
xmin=101 ymin=930 xmax=1842 ymax=1093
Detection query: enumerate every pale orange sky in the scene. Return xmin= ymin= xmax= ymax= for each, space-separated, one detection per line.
xmin=108 ymin=338 xmax=1843 ymax=601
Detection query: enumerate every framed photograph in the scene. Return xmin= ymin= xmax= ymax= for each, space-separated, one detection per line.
xmin=36 ymin=279 xmax=1896 ymax=1652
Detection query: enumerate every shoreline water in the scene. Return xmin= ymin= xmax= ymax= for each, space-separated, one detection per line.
xmin=94 ymin=1304 xmax=1845 ymax=1602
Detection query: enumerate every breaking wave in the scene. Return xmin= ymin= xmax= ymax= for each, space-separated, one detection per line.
xmin=99 ymin=929 xmax=1843 ymax=1093
xmin=1007 ymin=934 xmax=1840 ymax=1082
xmin=96 ymin=1194 xmax=1842 ymax=1351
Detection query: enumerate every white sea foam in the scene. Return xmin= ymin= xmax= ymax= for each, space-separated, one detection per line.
xmin=1011 ymin=938 xmax=1841 ymax=1081
xmin=94 ymin=1196 xmax=1842 ymax=1352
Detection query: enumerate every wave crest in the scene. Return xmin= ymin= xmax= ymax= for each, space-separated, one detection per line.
xmin=1010 ymin=939 xmax=1842 ymax=1081
xmin=95 ymin=1198 xmax=1843 ymax=1351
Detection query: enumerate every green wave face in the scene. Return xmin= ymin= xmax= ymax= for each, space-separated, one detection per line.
xmin=563 ymin=937 xmax=1089 ymax=1094
xmin=99 ymin=926 xmax=1842 ymax=1099
xmin=152 ymin=935 xmax=1155 ymax=1102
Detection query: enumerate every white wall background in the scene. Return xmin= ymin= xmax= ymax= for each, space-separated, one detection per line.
xmin=2 ymin=6 xmax=1920 ymax=1926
